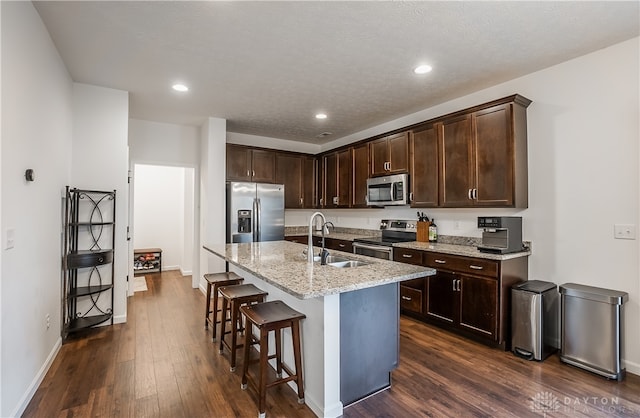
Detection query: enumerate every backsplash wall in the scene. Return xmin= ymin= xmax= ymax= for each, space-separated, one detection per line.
xmin=285 ymin=207 xmax=528 ymax=240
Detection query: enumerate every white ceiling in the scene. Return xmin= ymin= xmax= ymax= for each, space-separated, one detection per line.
xmin=34 ymin=1 xmax=639 ymax=144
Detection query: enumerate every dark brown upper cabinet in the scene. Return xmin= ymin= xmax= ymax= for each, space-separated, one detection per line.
xmin=370 ymin=131 xmax=410 ymax=176
xmin=410 ymin=124 xmax=439 ymax=207
xmin=302 ymin=156 xmax=318 ymax=209
xmin=351 ymin=143 xmax=370 ymax=208
xmin=439 ymin=96 xmax=530 ymax=208
xmin=322 ymin=149 xmax=352 ymax=208
xmin=276 ymin=153 xmax=304 ymax=208
xmin=276 ymin=153 xmax=318 ymax=209
xmin=226 ymin=144 xmax=276 ymax=183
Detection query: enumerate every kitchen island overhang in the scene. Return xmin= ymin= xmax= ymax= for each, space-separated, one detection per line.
xmin=204 ymin=241 xmax=435 ymax=418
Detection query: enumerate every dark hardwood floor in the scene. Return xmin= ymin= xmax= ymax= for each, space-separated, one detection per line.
xmin=24 ymin=271 xmax=640 ymax=417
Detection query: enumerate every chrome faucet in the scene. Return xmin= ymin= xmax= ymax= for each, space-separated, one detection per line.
xmin=308 ymin=212 xmax=329 ymax=263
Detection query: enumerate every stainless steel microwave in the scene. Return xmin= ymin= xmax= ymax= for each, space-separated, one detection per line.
xmin=366 ymin=173 xmax=409 ymax=206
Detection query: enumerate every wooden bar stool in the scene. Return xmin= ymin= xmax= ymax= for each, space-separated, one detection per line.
xmin=240 ymin=300 xmax=306 ymax=418
xmin=218 ymin=284 xmax=268 ymax=372
xmin=204 ymin=272 xmax=243 ymax=342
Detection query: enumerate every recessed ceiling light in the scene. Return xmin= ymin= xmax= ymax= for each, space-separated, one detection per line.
xmin=172 ymin=83 xmax=189 ymax=92
xmin=414 ymin=65 xmax=433 ymax=75
xmin=315 ymin=113 xmax=328 ymax=120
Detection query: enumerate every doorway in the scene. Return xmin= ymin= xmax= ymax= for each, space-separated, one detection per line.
xmin=130 ymin=163 xmax=195 ymax=294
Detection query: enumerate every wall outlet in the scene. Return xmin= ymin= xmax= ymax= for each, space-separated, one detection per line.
xmin=45 ymin=313 xmax=50 ymax=329
xmin=614 ymin=224 xmax=636 ymax=240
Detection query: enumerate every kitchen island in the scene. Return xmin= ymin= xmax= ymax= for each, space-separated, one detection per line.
xmin=204 ymin=240 xmax=435 ymax=418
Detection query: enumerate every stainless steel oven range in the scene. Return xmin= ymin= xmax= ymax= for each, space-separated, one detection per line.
xmin=352 ymin=219 xmax=417 ymax=260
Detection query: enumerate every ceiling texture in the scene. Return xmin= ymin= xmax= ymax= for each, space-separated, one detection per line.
xmin=34 ymin=1 xmax=639 ymax=144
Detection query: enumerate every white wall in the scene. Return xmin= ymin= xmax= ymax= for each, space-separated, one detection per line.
xmin=288 ymin=38 xmax=640 ymax=374
xmin=199 ymin=118 xmax=227 ymax=290
xmin=1 ymin=2 xmax=73 ymax=416
xmin=133 ymin=164 xmax=186 ymax=270
xmin=72 ymin=83 xmax=129 ymax=326
xmin=129 ymin=119 xmax=201 ymax=166
xmin=129 ymin=119 xmax=200 ymax=278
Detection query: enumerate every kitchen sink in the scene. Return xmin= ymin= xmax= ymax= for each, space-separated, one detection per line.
xmin=308 ymin=254 xmax=370 ymax=267
xmin=328 ymin=260 xmax=370 ymax=268
xmin=324 ymin=255 xmax=370 ymax=268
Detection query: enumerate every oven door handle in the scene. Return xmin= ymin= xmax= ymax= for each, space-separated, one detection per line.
xmin=352 ymin=242 xmax=393 ymax=254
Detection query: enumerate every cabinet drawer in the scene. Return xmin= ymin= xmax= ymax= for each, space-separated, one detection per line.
xmin=424 ymin=253 xmax=498 ymax=277
xmin=400 ymin=285 xmax=423 ymax=314
xmin=326 ymin=238 xmax=353 ymax=253
xmin=393 ymin=247 xmax=424 ymax=265
xmin=67 ymin=250 xmax=113 ymax=269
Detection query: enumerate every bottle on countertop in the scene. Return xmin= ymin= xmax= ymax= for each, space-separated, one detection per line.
xmin=428 ymin=219 xmax=438 ymax=242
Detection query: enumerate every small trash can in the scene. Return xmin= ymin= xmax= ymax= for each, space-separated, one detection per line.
xmin=559 ymin=283 xmax=628 ymax=381
xmin=511 ymin=280 xmax=559 ymax=361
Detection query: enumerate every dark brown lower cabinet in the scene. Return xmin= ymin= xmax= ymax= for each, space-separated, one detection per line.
xmin=425 ymin=271 xmax=457 ymax=324
xmin=396 ymin=249 xmax=527 ymax=350
xmin=426 ymin=271 xmax=498 ymax=340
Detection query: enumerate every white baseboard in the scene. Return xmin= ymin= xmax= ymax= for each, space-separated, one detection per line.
xmin=11 ymin=336 xmax=62 ymax=418
xmin=113 ymin=314 xmax=127 ymax=325
xmin=180 ymin=267 xmax=192 ymax=276
xmin=624 ymin=359 xmax=640 ymax=376
xmin=163 ymin=265 xmax=180 ymax=271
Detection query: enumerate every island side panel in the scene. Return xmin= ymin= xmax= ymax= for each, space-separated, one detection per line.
xmin=340 ymin=282 xmax=399 ymax=405
xmin=228 ymin=264 xmax=344 ymax=418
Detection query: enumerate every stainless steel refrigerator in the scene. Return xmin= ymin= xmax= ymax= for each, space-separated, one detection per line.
xmin=226 ymin=182 xmax=285 ymax=243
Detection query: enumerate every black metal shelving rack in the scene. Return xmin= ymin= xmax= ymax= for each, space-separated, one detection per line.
xmin=62 ymin=187 xmax=116 ymax=341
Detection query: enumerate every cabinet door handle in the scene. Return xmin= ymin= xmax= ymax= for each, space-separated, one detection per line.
xmin=452 ymin=280 xmax=456 ymax=291
xmin=457 ymin=279 xmax=461 ymax=291
xmin=339 ymin=244 xmax=346 ymax=248
xmin=435 ymin=259 xmax=446 ymax=264
xmin=402 ymin=254 xmax=413 ymax=258
xmin=300 ymin=197 xmax=303 ymax=205
xmin=468 ymin=188 xmax=473 ymax=200
xmin=252 ymin=170 xmax=255 ymax=177
xmin=409 ymin=192 xmax=414 ymax=202
xmin=402 ymin=296 xmax=412 ymax=301
xmin=469 ymin=265 xmax=484 ymax=270
xmin=247 ymin=170 xmax=250 ymax=177
xmin=472 ymin=188 xmax=478 ymax=200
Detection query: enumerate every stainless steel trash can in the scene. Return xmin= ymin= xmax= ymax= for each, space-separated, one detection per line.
xmin=511 ymin=280 xmax=559 ymax=361
xmin=559 ymin=283 xmax=628 ymax=381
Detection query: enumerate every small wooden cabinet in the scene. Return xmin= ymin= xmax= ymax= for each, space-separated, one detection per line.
xmin=226 ymin=144 xmax=276 ymax=183
xmin=370 ymin=131 xmax=410 ymax=176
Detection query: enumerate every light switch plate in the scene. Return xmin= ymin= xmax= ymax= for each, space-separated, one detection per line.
xmin=614 ymin=224 xmax=636 ymax=240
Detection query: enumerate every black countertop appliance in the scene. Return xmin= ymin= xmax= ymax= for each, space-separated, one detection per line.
xmin=477 ymin=216 xmax=523 ymax=254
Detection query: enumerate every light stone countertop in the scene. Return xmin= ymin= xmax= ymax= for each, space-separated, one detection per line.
xmin=204 ymin=241 xmax=435 ymax=299
xmin=393 ymin=241 xmax=531 ymax=261
xmin=285 ymin=228 xmax=530 ymax=261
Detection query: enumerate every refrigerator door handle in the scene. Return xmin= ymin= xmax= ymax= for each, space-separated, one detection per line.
xmin=255 ymin=197 xmax=261 ymax=242
xmin=252 ymin=198 xmax=258 ymax=242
